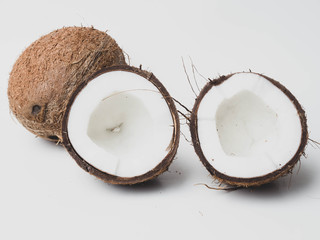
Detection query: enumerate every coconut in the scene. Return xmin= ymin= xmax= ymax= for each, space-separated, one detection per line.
xmin=62 ymin=65 xmax=180 ymax=184
xmin=190 ymin=72 xmax=308 ymax=187
xmin=8 ymin=26 xmax=126 ymax=142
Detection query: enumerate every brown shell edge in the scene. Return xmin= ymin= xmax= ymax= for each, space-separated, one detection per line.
xmin=190 ymin=72 xmax=308 ymax=187
xmin=62 ymin=65 xmax=180 ymax=185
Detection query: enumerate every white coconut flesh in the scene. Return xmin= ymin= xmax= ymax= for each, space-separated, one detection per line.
xmin=197 ymin=73 xmax=302 ymax=178
xmin=67 ymin=71 xmax=174 ymax=178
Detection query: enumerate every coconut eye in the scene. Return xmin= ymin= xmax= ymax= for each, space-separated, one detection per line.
xmin=48 ymin=135 xmax=59 ymax=141
xmin=31 ymin=105 xmax=41 ymax=115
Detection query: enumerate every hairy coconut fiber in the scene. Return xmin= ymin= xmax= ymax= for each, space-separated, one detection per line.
xmin=8 ymin=26 xmax=126 ymax=142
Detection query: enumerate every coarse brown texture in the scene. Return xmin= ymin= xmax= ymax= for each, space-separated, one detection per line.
xmin=190 ymin=72 xmax=308 ymax=187
xmin=62 ymin=65 xmax=180 ymax=184
xmin=8 ymin=26 xmax=126 ymax=142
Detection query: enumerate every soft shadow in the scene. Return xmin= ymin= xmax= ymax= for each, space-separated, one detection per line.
xmin=34 ymin=135 xmax=189 ymax=193
xmin=108 ymin=178 xmax=164 ymax=193
xmin=35 ymin=137 xmax=65 ymax=150
xmin=232 ymin=160 xmax=316 ymax=200
xmin=95 ymin=156 xmax=189 ymax=194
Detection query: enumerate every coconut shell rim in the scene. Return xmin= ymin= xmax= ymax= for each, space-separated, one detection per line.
xmin=62 ymin=65 xmax=180 ymax=185
xmin=190 ymin=72 xmax=308 ymax=187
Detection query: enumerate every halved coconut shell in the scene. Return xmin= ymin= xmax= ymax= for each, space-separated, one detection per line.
xmin=190 ymin=72 xmax=308 ymax=187
xmin=62 ymin=65 xmax=180 ymax=184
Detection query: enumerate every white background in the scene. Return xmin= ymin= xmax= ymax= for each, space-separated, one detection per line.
xmin=1 ymin=0 xmax=320 ymax=239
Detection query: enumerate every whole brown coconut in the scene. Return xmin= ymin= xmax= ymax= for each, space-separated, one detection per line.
xmin=8 ymin=26 xmax=126 ymax=142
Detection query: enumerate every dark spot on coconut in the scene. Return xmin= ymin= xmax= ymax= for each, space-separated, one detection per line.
xmin=83 ymin=165 xmax=91 ymax=172
xmin=32 ymin=105 xmax=41 ymax=115
xmin=48 ymin=135 xmax=59 ymax=141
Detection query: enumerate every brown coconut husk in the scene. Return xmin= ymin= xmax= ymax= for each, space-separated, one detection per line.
xmin=190 ymin=72 xmax=308 ymax=187
xmin=8 ymin=26 xmax=126 ymax=142
xmin=62 ymin=65 xmax=180 ymax=184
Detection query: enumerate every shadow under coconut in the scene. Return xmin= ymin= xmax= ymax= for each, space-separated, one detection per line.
xmin=234 ymin=159 xmax=316 ymax=199
xmin=107 ymin=178 xmax=164 ymax=193
xmin=35 ymin=134 xmax=188 ymax=192
xmin=36 ymin=136 xmax=65 ymax=151
xmin=95 ymin=156 xmax=189 ymax=194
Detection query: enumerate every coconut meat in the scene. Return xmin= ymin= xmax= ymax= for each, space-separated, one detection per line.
xmin=197 ymin=73 xmax=302 ymax=178
xmin=67 ymin=71 xmax=174 ymax=178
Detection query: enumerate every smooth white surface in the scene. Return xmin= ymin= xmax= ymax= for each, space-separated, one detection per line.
xmin=1 ymin=1 xmax=320 ymax=240
xmin=68 ymin=71 xmax=173 ymax=177
xmin=197 ymin=73 xmax=302 ymax=178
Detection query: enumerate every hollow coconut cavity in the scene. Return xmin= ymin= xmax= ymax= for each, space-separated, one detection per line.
xmin=62 ymin=65 xmax=180 ymax=184
xmin=190 ymin=72 xmax=308 ymax=187
xmin=8 ymin=26 xmax=126 ymax=142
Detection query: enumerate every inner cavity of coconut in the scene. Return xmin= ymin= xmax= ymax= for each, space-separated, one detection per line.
xmin=67 ymin=71 xmax=174 ymax=178
xmin=216 ymin=90 xmax=278 ymax=157
xmin=87 ymin=92 xmax=154 ymax=158
xmin=197 ymin=73 xmax=302 ymax=178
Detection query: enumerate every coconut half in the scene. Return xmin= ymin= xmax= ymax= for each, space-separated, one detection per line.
xmin=62 ymin=65 xmax=180 ymax=184
xmin=190 ymin=72 xmax=308 ymax=187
